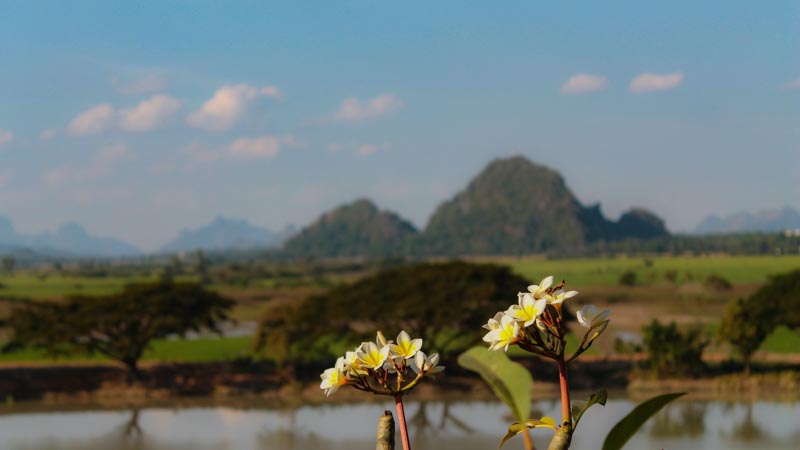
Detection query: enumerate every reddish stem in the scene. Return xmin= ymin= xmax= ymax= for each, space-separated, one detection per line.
xmin=394 ymin=395 xmax=411 ymax=450
xmin=557 ymin=359 xmax=571 ymax=426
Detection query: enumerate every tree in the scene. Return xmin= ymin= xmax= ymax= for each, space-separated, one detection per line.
xmin=642 ymin=320 xmax=708 ymax=378
xmin=3 ymin=281 xmax=234 ymax=382
xmin=255 ymin=261 xmax=553 ymax=367
xmin=718 ymin=298 xmax=771 ymax=375
xmin=718 ymin=269 xmax=800 ymax=374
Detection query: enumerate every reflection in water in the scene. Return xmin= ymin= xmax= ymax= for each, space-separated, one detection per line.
xmin=649 ymin=402 xmax=707 ymax=437
xmin=0 ymin=399 xmax=798 ymax=450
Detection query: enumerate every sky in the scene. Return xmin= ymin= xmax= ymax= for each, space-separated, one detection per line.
xmin=0 ymin=1 xmax=798 ymax=252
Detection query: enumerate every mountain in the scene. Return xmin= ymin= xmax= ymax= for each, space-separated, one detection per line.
xmin=282 ymin=198 xmax=418 ymax=257
xmin=160 ymin=216 xmax=289 ymax=253
xmin=0 ymin=216 xmax=140 ymax=257
xmin=418 ymin=156 xmax=668 ymax=255
xmin=694 ymin=207 xmax=800 ymax=234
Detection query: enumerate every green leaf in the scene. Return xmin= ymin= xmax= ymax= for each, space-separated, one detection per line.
xmin=457 ymin=346 xmax=532 ymax=423
xmin=497 ymin=417 xmax=557 ymax=449
xmin=571 ymin=387 xmax=608 ymax=429
xmin=602 ymin=392 xmax=686 ymax=450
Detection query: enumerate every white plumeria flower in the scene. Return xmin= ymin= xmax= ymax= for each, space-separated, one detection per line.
xmin=376 ymin=331 xmax=392 ymax=348
xmin=357 ymin=341 xmax=391 ymax=369
xmin=483 ymin=314 xmax=520 ymax=351
xmin=412 ymin=351 xmax=445 ymax=375
xmin=320 ymin=357 xmax=347 ymax=396
xmin=482 ymin=311 xmax=505 ymax=331
xmin=549 ymin=289 xmax=578 ymax=305
xmin=527 ymin=276 xmax=554 ymax=299
xmin=576 ymin=304 xmax=610 ymax=329
xmin=506 ymin=293 xmax=548 ymax=327
xmin=390 ymin=330 xmax=423 ymax=359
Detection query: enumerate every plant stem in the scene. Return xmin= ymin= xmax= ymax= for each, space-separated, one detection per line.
xmin=557 ymin=359 xmax=571 ymax=426
xmin=394 ymin=395 xmax=411 ymax=450
xmin=522 ymin=428 xmax=535 ymax=450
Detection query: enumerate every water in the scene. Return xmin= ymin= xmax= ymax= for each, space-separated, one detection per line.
xmin=0 ymin=399 xmax=798 ymax=449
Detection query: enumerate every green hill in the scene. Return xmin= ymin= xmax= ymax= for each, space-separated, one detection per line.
xmin=418 ymin=156 xmax=667 ymax=255
xmin=282 ymin=156 xmax=668 ymax=258
xmin=282 ymin=198 xmax=418 ymax=257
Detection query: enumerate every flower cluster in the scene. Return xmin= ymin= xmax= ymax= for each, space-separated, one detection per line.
xmin=320 ymin=330 xmax=444 ymax=397
xmin=482 ymin=276 xmax=609 ymax=361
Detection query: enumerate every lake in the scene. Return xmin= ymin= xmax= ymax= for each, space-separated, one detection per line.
xmin=0 ymin=398 xmax=798 ymax=449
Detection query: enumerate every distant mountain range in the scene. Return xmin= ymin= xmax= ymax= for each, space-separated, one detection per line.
xmin=693 ymin=207 xmax=800 ymax=234
xmin=2 ymin=155 xmax=713 ymax=259
xmin=160 ymin=216 xmax=293 ymax=253
xmin=283 ymin=156 xmax=669 ymax=257
xmin=0 ymin=217 xmax=140 ymax=257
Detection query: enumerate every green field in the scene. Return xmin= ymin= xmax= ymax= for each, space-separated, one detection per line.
xmin=0 ymin=335 xmax=255 ymax=364
xmin=499 ymin=254 xmax=800 ymax=286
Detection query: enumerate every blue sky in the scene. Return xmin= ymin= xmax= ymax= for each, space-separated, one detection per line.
xmin=1 ymin=1 xmax=798 ymax=251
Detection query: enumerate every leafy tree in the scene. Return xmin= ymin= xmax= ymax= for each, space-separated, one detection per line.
xmin=718 ymin=298 xmax=770 ymax=375
xmin=3 ymin=281 xmax=234 ymax=382
xmin=255 ymin=261 xmax=556 ymax=368
xmin=718 ymin=269 xmax=800 ymax=373
xmin=642 ymin=320 xmax=708 ymax=378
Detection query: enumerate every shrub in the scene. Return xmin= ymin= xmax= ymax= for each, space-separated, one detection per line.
xmin=704 ymin=274 xmax=732 ymax=291
xmin=618 ymin=271 xmax=637 ymax=286
xmin=642 ymin=320 xmax=708 ymax=378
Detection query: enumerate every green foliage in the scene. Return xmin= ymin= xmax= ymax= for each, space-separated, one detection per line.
xmin=601 ymin=392 xmax=686 ymax=450
xmin=457 ymin=346 xmax=533 ymax=423
xmin=704 ymin=274 xmax=732 ymax=291
xmin=618 ymin=271 xmax=637 ymax=286
xmin=717 ymin=269 xmax=800 ymax=371
xmin=746 ymin=269 xmax=800 ymax=329
xmin=571 ymin=388 xmax=608 ymax=429
xmin=255 ymin=261 xmax=532 ymax=363
xmin=718 ymin=297 xmax=770 ymax=372
xmin=642 ymin=320 xmax=708 ymax=378
xmin=3 ymin=281 xmax=234 ymax=379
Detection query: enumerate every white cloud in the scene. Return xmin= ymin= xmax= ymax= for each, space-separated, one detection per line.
xmin=115 ymin=74 xmax=167 ymax=96
xmin=629 ymin=72 xmax=684 ymax=94
xmin=186 ymin=84 xmax=281 ymax=132
xmin=67 ymin=104 xmax=116 ymax=136
xmin=0 ymin=130 xmax=13 ymax=147
xmin=39 ymin=128 xmax=57 ymax=141
xmin=67 ymin=95 xmax=182 ymax=135
xmin=561 ymin=74 xmax=608 ymax=95
xmin=44 ymin=144 xmax=132 ymax=186
xmin=228 ymin=136 xmax=281 ymax=159
xmin=780 ymin=76 xmax=800 ymax=90
xmin=119 ymin=94 xmax=181 ymax=132
xmin=332 ymin=94 xmax=403 ymax=122
xmin=357 ymin=144 xmax=378 ymax=157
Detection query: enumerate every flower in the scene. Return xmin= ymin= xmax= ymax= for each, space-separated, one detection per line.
xmin=357 ymin=341 xmax=391 ymax=369
xmin=576 ymin=304 xmax=610 ymax=329
xmin=549 ymin=288 xmax=578 ymax=305
xmin=483 ymin=314 xmax=520 ymax=351
xmin=390 ymin=330 xmax=423 ymax=359
xmin=527 ymin=276 xmax=554 ymax=299
xmin=482 ymin=311 xmax=505 ymax=331
xmin=506 ymin=293 xmax=547 ymax=327
xmin=411 ymin=351 xmax=445 ymax=375
xmin=320 ymin=357 xmax=347 ymax=396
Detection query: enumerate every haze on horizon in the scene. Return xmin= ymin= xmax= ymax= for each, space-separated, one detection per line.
xmin=0 ymin=1 xmax=798 ymax=252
